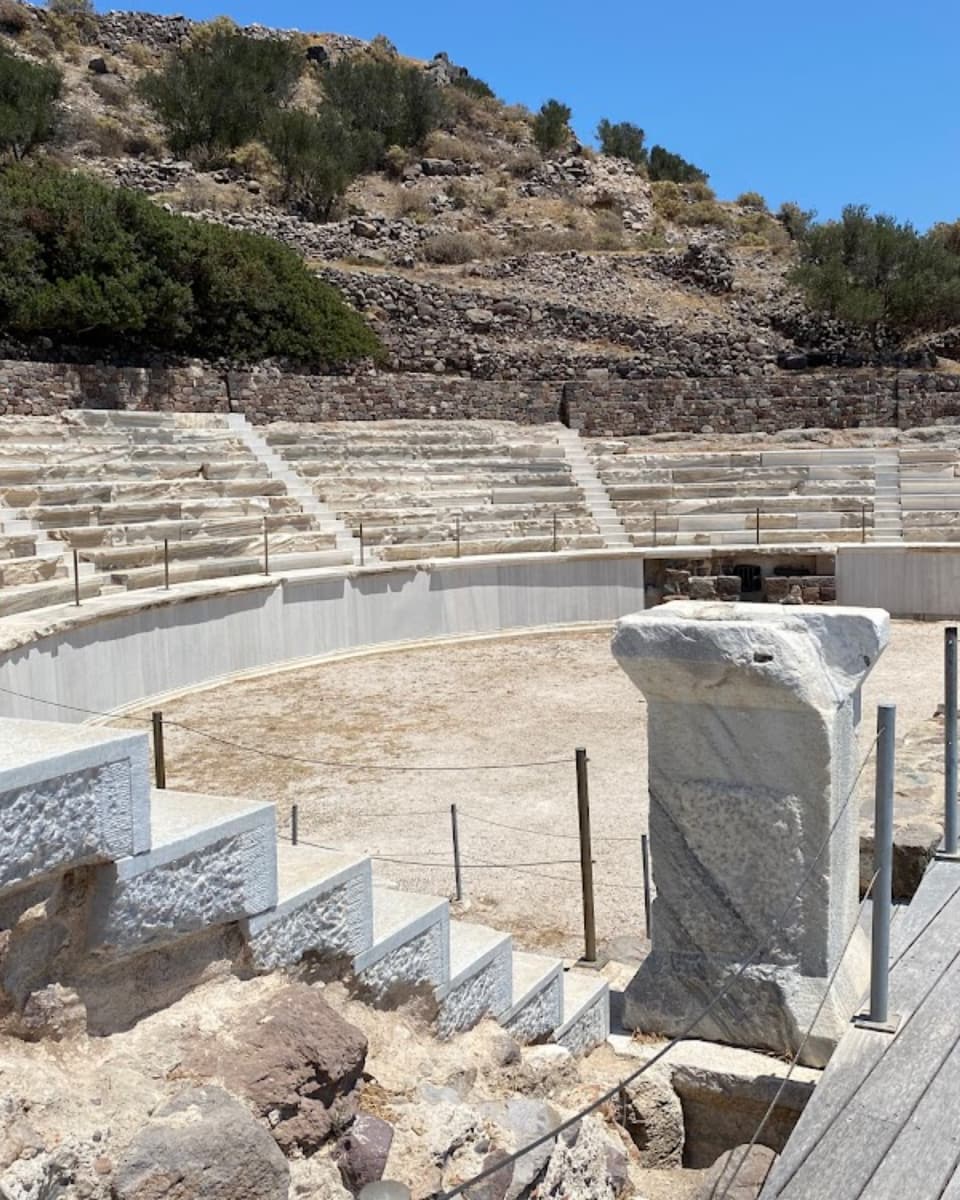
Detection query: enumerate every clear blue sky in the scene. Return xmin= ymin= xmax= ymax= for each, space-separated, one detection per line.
xmin=125 ymin=0 xmax=958 ymax=229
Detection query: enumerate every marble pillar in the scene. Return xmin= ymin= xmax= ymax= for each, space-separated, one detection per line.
xmin=612 ymin=601 xmax=889 ymax=1066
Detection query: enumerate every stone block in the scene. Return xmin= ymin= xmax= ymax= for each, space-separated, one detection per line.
xmin=612 ymin=602 xmax=888 ymax=1065
xmin=0 ymin=718 xmax=150 ymax=897
xmin=688 ymin=576 xmax=717 ymax=600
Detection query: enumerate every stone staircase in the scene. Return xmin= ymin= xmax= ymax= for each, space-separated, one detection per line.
xmin=0 ymin=717 xmax=609 ymax=1051
xmin=871 ymin=449 xmax=903 ymax=542
xmin=554 ymin=425 xmax=631 ymax=549
xmin=227 ymin=414 xmax=362 ymax=561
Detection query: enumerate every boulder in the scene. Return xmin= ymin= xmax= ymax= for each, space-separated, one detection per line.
xmin=183 ymin=984 xmax=367 ymax=1154
xmin=695 ymin=1144 xmax=777 ymax=1199
xmin=540 ymin=1116 xmax=622 ymax=1200
xmin=87 ymin=56 xmax=110 ymax=74
xmin=620 ymin=1070 xmax=684 ymax=1166
xmin=112 ymin=1086 xmax=289 ymax=1200
xmin=335 ymin=1114 xmax=394 ymax=1195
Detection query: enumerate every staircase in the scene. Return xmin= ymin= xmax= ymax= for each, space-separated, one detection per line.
xmin=553 ymin=425 xmax=631 ymax=549
xmin=871 ymin=450 xmax=903 ymax=542
xmin=0 ymin=717 xmax=609 ymax=1051
xmin=227 ymin=413 xmax=362 ymax=561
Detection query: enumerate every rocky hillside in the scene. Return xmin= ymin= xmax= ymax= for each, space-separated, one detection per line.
xmin=0 ymin=4 xmax=932 ymax=380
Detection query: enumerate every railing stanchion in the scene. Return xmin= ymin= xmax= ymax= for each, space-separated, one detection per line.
xmin=576 ymin=747 xmax=597 ymax=963
xmin=862 ymin=505 xmax=867 ymax=544
xmin=359 ymin=521 xmax=365 ymax=567
xmin=263 ymin=517 xmax=270 ymax=576
xmin=755 ymin=506 xmax=761 ymax=546
xmin=652 ymin=510 xmax=658 ymax=548
xmin=869 ymin=702 xmax=896 ymax=1025
xmin=451 ymin=803 xmax=464 ymax=902
xmin=152 ymin=710 xmax=166 ymax=789
xmin=291 ymin=803 xmax=299 ymax=846
xmin=73 ymin=548 xmax=81 ymax=607
xmin=163 ymin=538 xmax=170 ymax=590
xmin=641 ymin=832 xmax=652 ymax=939
xmin=455 ymin=515 xmax=461 ymax=559
xmin=946 ymin=627 xmax=958 ymax=855
xmin=553 ymin=511 xmax=558 ymax=553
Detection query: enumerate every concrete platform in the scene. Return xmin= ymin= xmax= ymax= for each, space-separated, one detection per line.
xmin=87 ymin=788 xmax=277 ymax=956
xmin=0 ymin=718 xmax=150 ymax=894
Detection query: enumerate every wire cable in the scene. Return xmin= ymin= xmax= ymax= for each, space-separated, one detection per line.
xmin=457 ymin=810 xmax=644 ymax=844
xmin=0 ymin=684 xmax=570 ymax=772
xmin=433 ymin=731 xmax=881 ymax=1200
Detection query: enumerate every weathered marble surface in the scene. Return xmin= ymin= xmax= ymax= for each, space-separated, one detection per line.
xmin=612 ymin=601 xmax=889 ymax=1066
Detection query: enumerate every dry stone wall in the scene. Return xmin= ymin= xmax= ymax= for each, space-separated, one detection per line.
xmin=3 ymin=359 xmax=960 ymax=433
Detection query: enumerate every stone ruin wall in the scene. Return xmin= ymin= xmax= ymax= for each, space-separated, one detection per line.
xmin=2 ymin=359 xmax=960 ymax=433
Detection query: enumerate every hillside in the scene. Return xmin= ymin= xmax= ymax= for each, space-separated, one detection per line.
xmin=0 ymin=3 xmax=947 ymax=379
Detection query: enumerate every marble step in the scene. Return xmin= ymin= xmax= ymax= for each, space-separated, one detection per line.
xmin=0 ymin=574 xmax=101 ymax=617
xmin=353 ymin=886 xmax=450 ymax=996
xmin=436 ymin=922 xmax=514 ymax=1037
xmin=245 ymin=841 xmax=372 ymax=970
xmin=553 ymin=971 xmax=611 ymax=1054
xmin=503 ymin=950 xmax=564 ymax=1043
xmin=87 ymin=788 xmax=277 ymax=958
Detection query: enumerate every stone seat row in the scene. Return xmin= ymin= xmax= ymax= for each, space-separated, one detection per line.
xmin=0 ymin=718 xmax=609 ymax=1051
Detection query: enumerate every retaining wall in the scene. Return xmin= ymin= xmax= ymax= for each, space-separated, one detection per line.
xmin=0 ymin=553 xmax=646 ymax=721
xmin=836 ymin=545 xmax=960 ymax=619
xmin=5 ymin=359 xmax=960 ymax=433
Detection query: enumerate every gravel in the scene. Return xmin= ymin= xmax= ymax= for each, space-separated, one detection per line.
xmin=135 ymin=619 xmax=952 ymax=959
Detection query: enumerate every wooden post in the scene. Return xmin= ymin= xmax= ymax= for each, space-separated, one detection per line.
xmin=451 ymin=803 xmax=463 ymax=901
xmin=152 ymin=711 xmax=166 ymax=789
xmin=576 ymin=747 xmax=597 ymax=963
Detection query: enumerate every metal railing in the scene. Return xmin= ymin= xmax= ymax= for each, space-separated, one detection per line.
xmin=647 ymin=504 xmax=874 ymax=547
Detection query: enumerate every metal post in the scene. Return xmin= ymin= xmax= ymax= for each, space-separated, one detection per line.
xmin=263 ymin=517 xmax=270 ymax=576
xmin=455 ymin=515 xmax=461 ymax=559
xmin=359 ymin=521 xmax=365 ymax=567
xmin=652 ymin=511 xmax=658 ymax=547
xmin=576 ymin=747 xmax=597 ymax=963
xmin=869 ymin=702 xmax=896 ymax=1025
xmin=552 ymin=512 xmax=558 ymax=553
xmin=163 ymin=538 xmax=170 ymax=590
xmin=755 ymin=507 xmax=761 ymax=546
xmin=291 ymin=803 xmax=299 ymax=846
xmin=152 ymin=710 xmax=166 ymax=789
xmin=946 ymin=627 xmax=958 ymax=855
xmin=73 ymin=548 xmax=81 ymax=607
xmin=861 ymin=505 xmax=867 ymax=544
xmin=641 ymin=832 xmax=652 ymax=939
xmin=450 ymin=803 xmax=463 ymax=902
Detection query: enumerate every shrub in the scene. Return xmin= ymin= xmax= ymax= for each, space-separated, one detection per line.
xmin=596 ymin=119 xmax=646 ymax=166
xmin=648 ymin=145 xmax=708 ymax=184
xmin=263 ymin=107 xmax=364 ymax=221
xmin=792 ymin=204 xmax=960 ymax=343
xmin=532 ymin=99 xmax=571 ymax=155
xmin=505 ymin=145 xmax=541 ymax=177
xmin=90 ymin=72 xmax=130 ymax=108
xmin=0 ymin=0 xmax=29 ymax=34
xmin=321 ymin=55 xmax=443 ymax=168
xmin=422 ymin=231 xmax=485 ymax=264
xmin=737 ymin=190 xmax=767 ymax=210
xmin=0 ymin=163 xmax=382 ymax=364
xmin=45 ymin=0 xmax=95 ymax=42
xmin=138 ymin=30 xmax=302 ymax=163
xmin=0 ymin=45 xmax=61 ymax=160
xmin=777 ymin=200 xmax=815 ymax=241
xmin=451 ymin=72 xmax=495 ymax=100
xmin=396 ymin=185 xmax=430 ymax=218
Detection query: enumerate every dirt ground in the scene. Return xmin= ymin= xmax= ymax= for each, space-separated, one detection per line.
xmin=130 ymin=619 xmax=952 ymax=960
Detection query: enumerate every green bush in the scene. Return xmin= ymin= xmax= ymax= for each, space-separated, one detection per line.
xmin=792 ymin=204 xmax=960 ymax=343
xmin=777 ymin=200 xmax=815 ymax=241
xmin=532 ymin=99 xmax=571 ymax=155
xmin=451 ymin=72 xmax=495 ymax=101
xmin=0 ymin=0 xmax=29 ymax=34
xmin=596 ymin=119 xmax=646 ymax=166
xmin=0 ymin=46 xmax=61 ymax=160
xmin=648 ymin=145 xmax=708 ymax=184
xmin=320 ymin=55 xmax=443 ymax=168
xmin=0 ymin=163 xmax=382 ymax=364
xmin=264 ymin=107 xmax=371 ymax=221
xmin=138 ymin=31 xmax=302 ymax=163
xmin=736 ymin=190 xmax=767 ymax=210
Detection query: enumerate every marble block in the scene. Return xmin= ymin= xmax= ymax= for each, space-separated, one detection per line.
xmin=612 ymin=601 xmax=890 ymax=1066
